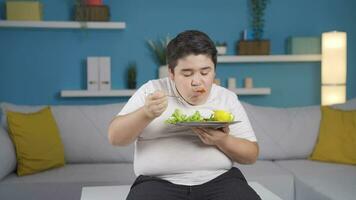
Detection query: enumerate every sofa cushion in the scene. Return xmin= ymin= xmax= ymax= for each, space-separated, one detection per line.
xmin=241 ymin=102 xmax=321 ymax=160
xmin=0 ymin=126 xmax=16 ymax=180
xmin=240 ymin=98 xmax=356 ymax=160
xmin=234 ymin=161 xmax=294 ymax=200
xmin=0 ymin=102 xmax=45 ymax=130
xmin=7 ymin=107 xmax=66 ymax=176
xmin=309 ymin=106 xmax=356 ymax=165
xmin=1 ymin=102 xmax=134 ymax=164
xmin=0 ymin=163 xmax=136 ymax=200
xmin=276 ymin=160 xmax=356 ymax=200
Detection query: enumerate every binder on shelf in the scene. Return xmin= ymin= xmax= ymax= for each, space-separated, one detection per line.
xmin=87 ymin=57 xmax=99 ymax=90
xmin=98 ymin=57 xmax=111 ymax=90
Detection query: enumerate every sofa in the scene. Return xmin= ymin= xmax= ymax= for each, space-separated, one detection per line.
xmin=0 ymin=98 xmax=355 ymax=200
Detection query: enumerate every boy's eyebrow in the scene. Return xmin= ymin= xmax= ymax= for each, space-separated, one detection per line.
xmin=180 ymin=68 xmax=194 ymax=72
xmin=200 ymin=66 xmax=212 ymax=70
xmin=180 ymin=66 xmax=212 ymax=71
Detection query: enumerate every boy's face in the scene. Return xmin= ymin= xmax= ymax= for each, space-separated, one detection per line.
xmin=169 ymin=54 xmax=215 ymax=105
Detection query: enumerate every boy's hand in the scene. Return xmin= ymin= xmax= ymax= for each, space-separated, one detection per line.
xmin=192 ymin=126 xmax=230 ymax=146
xmin=144 ymin=91 xmax=168 ymax=119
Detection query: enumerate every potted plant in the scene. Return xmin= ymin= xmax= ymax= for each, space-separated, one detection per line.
xmin=127 ymin=62 xmax=137 ymax=89
xmin=146 ymin=36 xmax=171 ymax=78
xmin=237 ymin=0 xmax=270 ymax=55
xmin=215 ymin=41 xmax=227 ymax=55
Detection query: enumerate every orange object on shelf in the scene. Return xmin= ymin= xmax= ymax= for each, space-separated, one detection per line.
xmin=85 ymin=0 xmax=103 ymax=5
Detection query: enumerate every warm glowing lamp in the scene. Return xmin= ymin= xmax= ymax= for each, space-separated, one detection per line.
xmin=321 ymin=31 xmax=347 ymax=105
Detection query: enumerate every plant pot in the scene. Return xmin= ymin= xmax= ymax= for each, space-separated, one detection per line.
xmin=237 ymin=40 xmax=270 ymax=55
xmin=128 ymin=81 xmax=136 ymax=89
xmin=74 ymin=5 xmax=110 ymax=21
xmin=158 ymin=65 xmax=169 ymax=79
xmin=216 ymin=46 xmax=227 ymax=55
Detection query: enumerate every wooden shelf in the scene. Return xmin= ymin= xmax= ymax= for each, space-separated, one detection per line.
xmin=0 ymin=20 xmax=126 ymax=29
xmin=217 ymin=54 xmax=321 ymax=63
xmin=60 ymin=88 xmax=271 ymax=97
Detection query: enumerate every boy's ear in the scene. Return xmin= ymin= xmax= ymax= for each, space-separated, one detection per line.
xmin=168 ymin=67 xmax=174 ymax=80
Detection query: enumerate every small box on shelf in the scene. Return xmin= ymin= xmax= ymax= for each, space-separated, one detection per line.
xmin=6 ymin=1 xmax=43 ymax=21
xmin=286 ymin=37 xmax=321 ymax=54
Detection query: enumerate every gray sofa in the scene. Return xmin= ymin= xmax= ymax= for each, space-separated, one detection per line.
xmin=0 ymin=99 xmax=355 ymax=200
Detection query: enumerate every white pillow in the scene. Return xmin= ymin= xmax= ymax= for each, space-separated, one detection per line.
xmin=241 ymin=102 xmax=321 ymax=160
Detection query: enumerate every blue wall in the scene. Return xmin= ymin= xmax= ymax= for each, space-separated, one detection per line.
xmin=0 ymin=0 xmax=355 ymax=107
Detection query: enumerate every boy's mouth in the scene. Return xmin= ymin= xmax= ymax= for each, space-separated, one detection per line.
xmin=195 ymin=88 xmax=206 ymax=93
xmin=191 ymin=88 xmax=206 ymax=97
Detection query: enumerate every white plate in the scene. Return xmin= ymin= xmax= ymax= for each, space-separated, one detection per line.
xmin=175 ymin=121 xmax=241 ymax=128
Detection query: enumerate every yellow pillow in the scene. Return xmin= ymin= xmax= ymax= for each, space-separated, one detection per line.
xmin=309 ymin=106 xmax=356 ymax=165
xmin=7 ymin=107 xmax=65 ymax=176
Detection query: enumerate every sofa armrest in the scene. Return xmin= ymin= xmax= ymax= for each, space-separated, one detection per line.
xmin=0 ymin=126 xmax=16 ymax=180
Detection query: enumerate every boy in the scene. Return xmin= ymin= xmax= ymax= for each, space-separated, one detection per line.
xmin=108 ymin=30 xmax=260 ymax=200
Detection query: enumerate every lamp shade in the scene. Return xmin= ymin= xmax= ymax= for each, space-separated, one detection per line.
xmin=321 ymin=31 xmax=347 ymax=105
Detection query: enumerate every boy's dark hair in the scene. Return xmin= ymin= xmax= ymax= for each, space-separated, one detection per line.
xmin=166 ymin=30 xmax=217 ymax=72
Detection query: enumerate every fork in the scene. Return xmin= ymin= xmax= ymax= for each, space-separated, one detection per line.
xmin=144 ymin=91 xmax=180 ymax=98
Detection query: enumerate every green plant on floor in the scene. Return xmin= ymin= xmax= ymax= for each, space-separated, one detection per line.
xmin=250 ymin=0 xmax=270 ymax=40
xmin=146 ymin=36 xmax=171 ymax=66
xmin=127 ymin=62 xmax=137 ymax=89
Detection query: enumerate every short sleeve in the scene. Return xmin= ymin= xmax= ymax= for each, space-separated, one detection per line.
xmin=117 ymin=82 xmax=150 ymax=116
xmin=228 ymin=94 xmax=257 ymax=142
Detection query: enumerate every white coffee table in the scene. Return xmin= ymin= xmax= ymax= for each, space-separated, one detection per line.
xmin=81 ymin=182 xmax=282 ymax=200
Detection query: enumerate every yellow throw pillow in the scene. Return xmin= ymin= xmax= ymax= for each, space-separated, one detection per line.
xmin=7 ymin=106 xmax=65 ymax=176
xmin=309 ymin=106 xmax=356 ymax=165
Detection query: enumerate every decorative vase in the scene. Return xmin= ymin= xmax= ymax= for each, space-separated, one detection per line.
xmin=216 ymin=46 xmax=227 ymax=55
xmin=158 ymin=65 xmax=169 ymax=79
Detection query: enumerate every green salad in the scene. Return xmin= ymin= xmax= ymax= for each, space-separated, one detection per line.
xmin=165 ymin=109 xmax=208 ymax=124
xmin=165 ymin=109 xmax=235 ymax=124
xmin=166 ymin=109 xmax=219 ymax=124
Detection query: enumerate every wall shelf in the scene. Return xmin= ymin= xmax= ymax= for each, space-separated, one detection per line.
xmin=0 ymin=20 xmax=126 ymax=29
xmin=230 ymin=88 xmax=271 ymax=95
xmin=217 ymin=54 xmax=321 ymax=63
xmin=60 ymin=88 xmax=271 ymax=97
xmin=61 ymin=90 xmax=135 ymax=97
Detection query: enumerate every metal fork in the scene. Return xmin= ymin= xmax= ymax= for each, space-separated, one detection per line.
xmin=145 ymin=91 xmax=182 ymax=101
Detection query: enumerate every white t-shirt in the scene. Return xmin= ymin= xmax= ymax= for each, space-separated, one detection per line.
xmin=118 ymin=78 xmax=257 ymax=185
